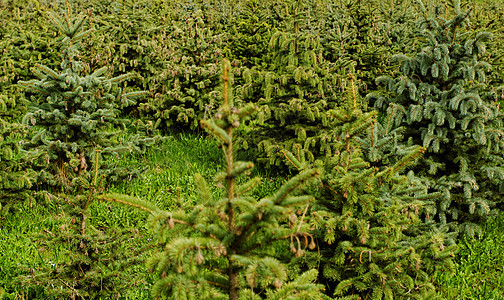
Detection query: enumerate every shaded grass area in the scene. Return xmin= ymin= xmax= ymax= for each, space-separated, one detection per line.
xmin=435 ymin=210 xmax=504 ymax=299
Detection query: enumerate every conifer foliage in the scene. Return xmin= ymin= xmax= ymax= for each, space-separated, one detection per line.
xmin=139 ymin=6 xmax=227 ymax=131
xmin=284 ymin=80 xmax=455 ymax=299
xmin=16 ymin=3 xmax=157 ymax=298
xmin=368 ymin=0 xmax=504 ymax=235
xmin=101 ymin=60 xmax=326 ymax=300
xmin=19 ymin=2 xmax=148 ymax=191
xmin=0 ymin=118 xmax=36 ymax=213
xmin=243 ymin=0 xmax=342 ymax=166
xmin=320 ymin=0 xmax=417 ymax=96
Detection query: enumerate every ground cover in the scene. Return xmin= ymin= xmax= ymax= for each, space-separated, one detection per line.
xmin=0 ymin=134 xmax=502 ymax=299
xmin=434 ymin=211 xmax=504 ymax=299
xmin=0 ymin=133 xmax=285 ymax=299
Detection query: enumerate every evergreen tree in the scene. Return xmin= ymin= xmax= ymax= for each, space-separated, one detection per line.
xmin=284 ymin=78 xmax=456 ymax=299
xmin=226 ymin=0 xmax=274 ymax=116
xmin=19 ymin=2 xmax=151 ymax=192
xmin=138 ymin=5 xmax=228 ymax=131
xmin=17 ymin=3 xmax=158 ymax=297
xmin=320 ymin=0 xmax=418 ymax=96
xmin=368 ymin=0 xmax=504 ymax=235
xmin=226 ymin=0 xmax=273 ymax=70
xmin=242 ymin=0 xmax=348 ymax=166
xmin=83 ymin=0 xmax=170 ymax=119
xmin=101 ymin=60 xmax=326 ymax=300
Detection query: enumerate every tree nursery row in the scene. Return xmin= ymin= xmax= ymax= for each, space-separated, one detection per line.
xmin=1 ymin=0 xmax=504 ymax=299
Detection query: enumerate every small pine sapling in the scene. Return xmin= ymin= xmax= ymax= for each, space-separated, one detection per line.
xmin=101 ymin=60 xmax=327 ymax=300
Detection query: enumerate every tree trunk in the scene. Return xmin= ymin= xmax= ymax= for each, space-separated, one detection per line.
xmin=228 ymin=261 xmax=240 ymax=300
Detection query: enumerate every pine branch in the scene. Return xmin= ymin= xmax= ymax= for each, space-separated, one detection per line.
xmin=99 ymin=193 xmax=161 ymax=214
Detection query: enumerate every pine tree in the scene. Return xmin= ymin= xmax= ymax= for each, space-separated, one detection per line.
xmin=241 ymin=0 xmax=348 ymax=166
xmin=138 ymin=5 xmax=228 ymax=131
xmin=19 ymin=2 xmax=151 ymax=192
xmin=368 ymin=0 xmax=504 ymax=235
xmin=101 ymin=60 xmax=327 ymax=300
xmin=16 ymin=3 xmax=159 ymax=297
xmin=283 ymin=78 xmax=456 ymax=299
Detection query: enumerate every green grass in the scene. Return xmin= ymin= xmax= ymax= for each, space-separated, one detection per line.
xmin=434 ymin=211 xmax=504 ymax=299
xmin=1 ymin=133 xmax=504 ymax=299
xmin=0 ymin=132 xmax=286 ymax=299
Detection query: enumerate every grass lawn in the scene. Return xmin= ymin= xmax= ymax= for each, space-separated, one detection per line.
xmin=434 ymin=210 xmax=504 ymax=299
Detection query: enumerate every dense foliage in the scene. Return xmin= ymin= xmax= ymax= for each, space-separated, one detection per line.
xmin=0 ymin=117 xmax=37 ymax=213
xmin=1 ymin=0 xmax=503 ymax=299
xmin=102 ymin=61 xmax=326 ymax=299
xmin=284 ymin=80 xmax=456 ymax=299
xmin=13 ymin=4 xmax=159 ymax=298
xmin=369 ymin=0 xmax=504 ymax=235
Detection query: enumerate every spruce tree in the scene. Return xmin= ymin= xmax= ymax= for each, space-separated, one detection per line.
xmin=320 ymin=0 xmax=418 ymax=96
xmin=284 ymin=78 xmax=456 ymax=299
xmin=241 ymin=0 xmax=347 ymax=166
xmin=226 ymin=0 xmax=273 ymax=70
xmin=101 ymin=60 xmax=326 ymax=300
xmin=138 ymin=5 xmax=227 ymax=131
xmin=368 ymin=0 xmax=504 ymax=235
xmin=17 ymin=3 xmax=158 ymax=297
xmin=19 ymin=3 xmax=150 ymax=192
xmin=82 ymin=0 xmax=170 ymax=119
xmin=226 ymin=0 xmax=274 ymax=115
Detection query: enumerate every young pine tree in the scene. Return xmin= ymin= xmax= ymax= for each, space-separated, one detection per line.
xmin=368 ymin=0 xmax=504 ymax=236
xmin=17 ymin=4 xmax=158 ymax=298
xmin=242 ymin=0 xmax=347 ymax=166
xmin=101 ymin=60 xmax=326 ymax=300
xmin=19 ymin=3 xmax=150 ymax=192
xmin=283 ymin=78 xmax=456 ymax=299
